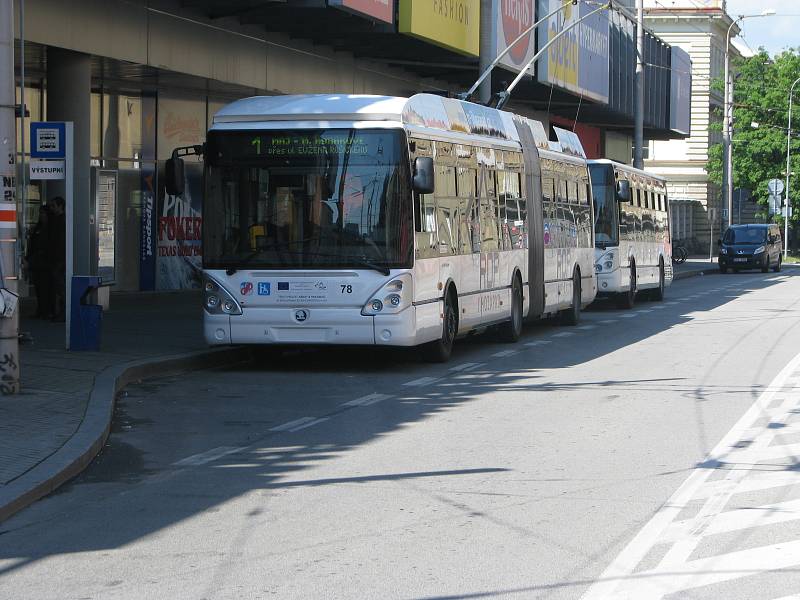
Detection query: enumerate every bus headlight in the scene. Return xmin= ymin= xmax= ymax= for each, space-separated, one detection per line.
xmin=203 ymin=278 xmax=242 ymax=316
xmin=595 ymin=251 xmax=616 ymax=272
xmin=362 ymin=274 xmax=413 ymax=316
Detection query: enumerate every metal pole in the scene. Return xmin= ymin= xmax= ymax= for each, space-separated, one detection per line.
xmin=478 ymin=0 xmax=494 ymax=105
xmin=0 ymin=0 xmax=21 ymax=394
xmin=785 ymin=77 xmax=800 ymax=258
xmin=723 ymin=18 xmax=737 ymax=230
xmin=497 ymin=2 xmax=611 ymax=109
xmin=18 ymin=0 xmax=25 ymax=269
xmin=634 ymin=0 xmax=645 ymax=169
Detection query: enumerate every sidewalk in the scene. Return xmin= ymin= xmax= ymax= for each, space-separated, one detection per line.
xmin=0 ymin=292 xmax=250 ymax=522
xmin=0 ymin=262 xmax=720 ymax=523
xmin=673 ymin=256 xmax=720 ymax=280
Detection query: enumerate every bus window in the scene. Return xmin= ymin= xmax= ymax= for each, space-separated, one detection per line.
xmin=589 ymin=165 xmax=619 ymax=247
xmin=479 ymin=168 xmax=499 ymax=251
xmin=435 ymin=165 xmax=457 ymax=254
xmin=457 ymin=166 xmax=478 ymax=254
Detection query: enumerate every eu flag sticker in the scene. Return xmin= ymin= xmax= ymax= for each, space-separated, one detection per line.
xmin=258 ymin=282 xmax=271 ymax=296
xmin=278 ymin=282 xmax=290 ymax=291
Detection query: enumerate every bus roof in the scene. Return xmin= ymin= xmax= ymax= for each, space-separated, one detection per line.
xmin=588 ymin=159 xmax=667 ymax=184
xmin=212 ymin=93 xmax=587 ymax=159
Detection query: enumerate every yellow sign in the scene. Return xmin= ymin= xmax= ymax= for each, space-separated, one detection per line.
xmin=399 ymin=0 xmax=480 ymax=57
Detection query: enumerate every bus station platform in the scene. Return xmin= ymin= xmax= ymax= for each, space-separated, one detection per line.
xmin=0 ymin=259 xmax=720 ymax=523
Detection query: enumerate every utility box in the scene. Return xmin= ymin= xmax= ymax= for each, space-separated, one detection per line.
xmin=70 ymin=276 xmax=104 ymax=351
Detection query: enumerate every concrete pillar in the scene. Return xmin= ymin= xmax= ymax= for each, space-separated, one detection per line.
xmin=46 ymin=48 xmax=91 ymax=275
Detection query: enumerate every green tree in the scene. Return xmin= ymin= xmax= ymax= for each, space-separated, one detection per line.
xmin=707 ymin=49 xmax=800 ymax=246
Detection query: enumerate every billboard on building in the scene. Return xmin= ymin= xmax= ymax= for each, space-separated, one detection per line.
xmin=329 ymin=0 xmax=394 ymax=24
xmin=536 ymin=0 xmax=610 ymax=104
xmin=495 ymin=0 xmax=536 ymax=74
xmin=670 ymin=45 xmax=692 ymax=136
xmin=399 ymin=0 xmax=480 ymax=56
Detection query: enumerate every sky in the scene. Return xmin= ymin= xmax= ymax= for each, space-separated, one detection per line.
xmin=727 ymin=0 xmax=800 ymax=56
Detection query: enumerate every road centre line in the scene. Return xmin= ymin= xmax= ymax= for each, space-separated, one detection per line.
xmin=580 ymin=348 xmax=800 ymax=600
xmin=173 ymin=446 xmax=247 ymax=467
xmin=270 ymin=417 xmax=316 ymax=432
xmin=491 ymin=349 xmax=519 ymax=357
xmin=289 ymin=417 xmax=330 ymax=432
xmin=403 ymin=376 xmax=440 ymax=387
xmin=340 ymin=393 xmax=391 ymax=407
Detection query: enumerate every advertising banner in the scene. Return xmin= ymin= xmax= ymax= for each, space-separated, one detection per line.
xmin=536 ymin=0 xmax=610 ymax=104
xmin=399 ymin=0 xmax=480 ymax=57
xmin=496 ymin=0 xmax=536 ymax=74
xmin=329 ymin=0 xmax=394 ymax=24
xmin=670 ymin=45 xmax=692 ymax=136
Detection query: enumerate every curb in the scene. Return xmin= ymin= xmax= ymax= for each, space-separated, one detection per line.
xmin=673 ymin=266 xmax=719 ymax=281
xmin=0 ymin=346 xmax=253 ymax=523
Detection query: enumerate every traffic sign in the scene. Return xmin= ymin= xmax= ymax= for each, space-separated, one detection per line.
xmin=30 ymin=122 xmax=66 ymax=159
xmin=768 ymin=178 xmax=785 ymax=196
xmin=769 ymin=194 xmax=781 ymax=215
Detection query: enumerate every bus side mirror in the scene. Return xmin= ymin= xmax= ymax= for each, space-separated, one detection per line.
xmin=616 ymin=180 xmax=631 ymax=202
xmin=165 ymin=155 xmax=185 ymax=197
xmin=412 ymin=157 xmax=435 ymax=194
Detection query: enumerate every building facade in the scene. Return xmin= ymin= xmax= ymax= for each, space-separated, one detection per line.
xmin=644 ymin=0 xmax=739 ymax=252
xmin=10 ymin=0 xmax=690 ymax=294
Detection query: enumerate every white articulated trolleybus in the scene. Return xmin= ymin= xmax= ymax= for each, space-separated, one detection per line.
xmin=588 ymin=160 xmax=673 ymax=308
xmin=167 ymin=94 xmax=596 ymax=361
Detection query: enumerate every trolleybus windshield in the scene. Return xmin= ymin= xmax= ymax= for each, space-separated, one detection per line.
xmin=589 ymin=164 xmax=619 ymax=248
xmin=204 ymin=129 xmax=413 ymax=271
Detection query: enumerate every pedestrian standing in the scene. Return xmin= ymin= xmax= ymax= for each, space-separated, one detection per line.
xmin=47 ymin=196 xmax=66 ymax=322
xmin=25 ymin=204 xmax=53 ymax=318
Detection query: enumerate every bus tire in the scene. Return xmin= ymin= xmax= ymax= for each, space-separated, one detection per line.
xmin=651 ymin=260 xmax=666 ymax=301
xmin=422 ymin=289 xmax=457 ymax=363
xmin=616 ymin=262 xmax=636 ymax=309
xmin=561 ymin=269 xmax=581 ymax=326
xmin=498 ymin=275 xmax=523 ymax=343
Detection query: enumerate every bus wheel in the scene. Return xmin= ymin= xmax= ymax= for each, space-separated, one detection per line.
xmin=652 ymin=260 xmax=666 ymax=301
xmin=423 ymin=290 xmax=457 ymax=363
xmin=561 ymin=270 xmax=581 ymax=326
xmin=616 ymin=263 xmax=636 ymax=309
xmin=499 ymin=276 xmax=523 ymax=342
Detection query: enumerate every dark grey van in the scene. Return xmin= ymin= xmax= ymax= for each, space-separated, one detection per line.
xmin=718 ymin=224 xmax=783 ymax=273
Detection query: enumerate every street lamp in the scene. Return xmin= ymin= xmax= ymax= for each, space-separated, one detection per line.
xmin=723 ymin=9 xmax=776 ymax=229
xmin=784 ymin=76 xmax=800 ymax=258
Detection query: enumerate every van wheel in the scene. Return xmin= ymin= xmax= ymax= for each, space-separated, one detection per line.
xmin=616 ymin=263 xmax=636 ymax=309
xmin=652 ymin=261 xmax=666 ymax=301
xmin=561 ymin=270 xmax=581 ymax=326
xmin=422 ymin=290 xmax=457 ymax=363
xmin=499 ymin=276 xmax=523 ymax=343
xmin=761 ymin=257 xmax=770 ymax=273
xmin=773 ymin=255 xmax=782 ymax=272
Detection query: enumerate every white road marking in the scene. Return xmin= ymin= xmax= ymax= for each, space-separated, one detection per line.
xmin=270 ymin=417 xmax=316 ymax=432
xmin=491 ymin=349 xmax=519 ymax=357
xmin=635 ymin=309 xmax=653 ymax=314
xmin=552 ymin=331 xmax=575 ymax=338
xmin=525 ymin=340 xmax=552 ymax=347
xmin=665 ymin=301 xmax=679 ymax=305
xmin=449 ymin=362 xmax=479 ymax=372
xmin=403 ymin=376 xmax=439 ymax=387
xmin=651 ymin=305 xmax=666 ymax=309
xmin=598 ymin=319 xmax=618 ymax=325
xmin=289 ymin=417 xmax=329 ymax=432
xmin=576 ymin=325 xmax=597 ymax=330
xmin=619 ymin=313 xmax=638 ymax=318
xmin=173 ymin=446 xmax=247 ymax=467
xmin=581 ymin=348 xmax=800 ymax=600
xmin=340 ymin=393 xmax=391 ymax=407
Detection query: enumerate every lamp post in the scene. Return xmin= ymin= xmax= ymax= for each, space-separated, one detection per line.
xmin=723 ymin=10 xmax=775 ymax=229
xmin=784 ymin=76 xmax=800 ymax=258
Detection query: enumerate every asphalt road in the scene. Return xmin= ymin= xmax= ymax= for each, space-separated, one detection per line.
xmin=2 ymin=268 xmax=800 ymax=600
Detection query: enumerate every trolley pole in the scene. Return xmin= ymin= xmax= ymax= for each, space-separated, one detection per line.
xmin=0 ymin=0 xmax=21 ymax=394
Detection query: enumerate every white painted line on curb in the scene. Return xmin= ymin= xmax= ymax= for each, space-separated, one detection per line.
xmin=289 ymin=417 xmax=330 ymax=432
xmin=270 ymin=417 xmax=316 ymax=432
xmin=403 ymin=376 xmax=439 ymax=387
xmin=173 ymin=446 xmax=247 ymax=467
xmin=525 ymin=340 xmax=552 ymax=347
xmin=341 ymin=393 xmax=391 ymax=407
xmin=491 ymin=349 xmax=519 ymax=358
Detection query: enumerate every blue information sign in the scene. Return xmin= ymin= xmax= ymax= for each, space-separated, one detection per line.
xmin=30 ymin=122 xmax=67 ymax=159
